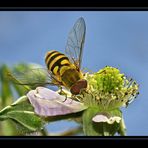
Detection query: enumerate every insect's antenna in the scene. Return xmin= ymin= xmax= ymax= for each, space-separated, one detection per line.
xmin=6 ymin=71 xmax=31 ymax=91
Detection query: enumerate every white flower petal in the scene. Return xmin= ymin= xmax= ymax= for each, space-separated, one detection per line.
xmin=92 ymin=114 xmax=121 ymax=124
xmin=27 ymin=87 xmax=87 ymax=117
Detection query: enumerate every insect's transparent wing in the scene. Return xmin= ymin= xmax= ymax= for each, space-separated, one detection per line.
xmin=7 ymin=68 xmax=62 ymax=89
xmin=65 ymin=17 xmax=86 ymax=69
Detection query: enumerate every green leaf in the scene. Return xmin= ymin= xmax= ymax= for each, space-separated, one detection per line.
xmin=0 ymin=64 xmax=27 ymax=135
xmin=82 ymin=107 xmax=122 ymax=136
xmin=0 ymin=96 xmax=45 ymax=133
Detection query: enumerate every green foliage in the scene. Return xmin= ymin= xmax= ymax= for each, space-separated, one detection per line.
xmin=0 ymin=64 xmax=19 ymax=135
xmin=0 ymin=65 xmax=13 ymax=108
xmin=0 ymin=64 xmax=48 ymax=135
xmin=0 ymin=96 xmax=45 ymax=134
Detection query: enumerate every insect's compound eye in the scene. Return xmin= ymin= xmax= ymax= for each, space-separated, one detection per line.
xmin=70 ymin=79 xmax=87 ymax=95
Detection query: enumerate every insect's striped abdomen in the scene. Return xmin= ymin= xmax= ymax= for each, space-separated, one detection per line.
xmin=45 ymin=50 xmax=71 ymax=75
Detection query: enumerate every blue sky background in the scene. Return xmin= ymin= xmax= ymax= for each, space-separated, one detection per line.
xmin=0 ymin=11 xmax=147 ymax=136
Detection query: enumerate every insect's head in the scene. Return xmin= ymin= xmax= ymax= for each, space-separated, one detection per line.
xmin=70 ymin=79 xmax=87 ymax=95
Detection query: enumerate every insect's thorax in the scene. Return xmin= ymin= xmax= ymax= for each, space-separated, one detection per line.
xmin=61 ymin=66 xmax=83 ymax=88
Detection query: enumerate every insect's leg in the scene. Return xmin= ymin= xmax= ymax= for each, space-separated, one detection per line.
xmin=58 ymin=86 xmax=66 ymax=95
xmin=58 ymin=86 xmax=68 ymax=102
xmin=58 ymin=86 xmax=62 ymax=94
xmin=62 ymin=94 xmax=68 ymax=102
xmin=70 ymin=94 xmax=82 ymax=103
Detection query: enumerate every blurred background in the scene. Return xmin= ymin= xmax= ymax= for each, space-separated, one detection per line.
xmin=0 ymin=11 xmax=147 ymax=136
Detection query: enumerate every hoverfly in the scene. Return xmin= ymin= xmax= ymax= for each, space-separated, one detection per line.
xmin=8 ymin=17 xmax=87 ymax=95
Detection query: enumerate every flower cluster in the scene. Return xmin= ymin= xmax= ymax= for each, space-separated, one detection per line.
xmin=80 ymin=66 xmax=139 ymax=110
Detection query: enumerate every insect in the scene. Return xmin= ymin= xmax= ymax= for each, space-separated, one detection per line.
xmin=8 ymin=17 xmax=87 ymax=95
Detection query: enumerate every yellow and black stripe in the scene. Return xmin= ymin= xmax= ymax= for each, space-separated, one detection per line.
xmin=45 ymin=50 xmax=71 ymax=75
